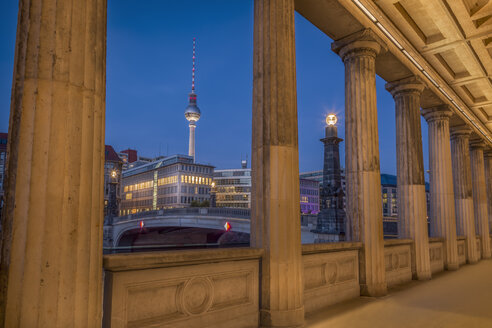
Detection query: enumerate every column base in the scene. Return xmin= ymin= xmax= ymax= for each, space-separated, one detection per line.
xmin=260 ymin=307 xmax=305 ymax=328
xmin=360 ymin=283 xmax=387 ymax=297
xmin=445 ymin=262 xmax=460 ymax=271
xmin=413 ymin=271 xmax=432 ymax=281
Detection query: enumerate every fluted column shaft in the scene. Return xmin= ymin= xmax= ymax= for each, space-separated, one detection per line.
xmin=386 ymin=77 xmax=431 ymax=280
xmin=485 ymin=151 xmax=492 ymax=235
xmin=251 ymin=0 xmax=304 ymax=326
xmin=332 ymin=29 xmax=387 ymax=296
xmin=470 ymin=141 xmax=491 ymax=258
xmin=422 ymin=106 xmax=459 ymax=270
xmin=0 ymin=0 xmax=106 ymax=326
xmin=450 ymin=127 xmax=479 ymax=263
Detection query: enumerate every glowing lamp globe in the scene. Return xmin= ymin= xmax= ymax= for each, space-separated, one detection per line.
xmin=111 ymin=170 xmax=117 ymax=178
xmin=326 ymin=114 xmax=337 ymax=126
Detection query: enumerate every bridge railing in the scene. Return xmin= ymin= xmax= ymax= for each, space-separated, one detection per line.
xmin=112 ymin=207 xmax=251 ymax=224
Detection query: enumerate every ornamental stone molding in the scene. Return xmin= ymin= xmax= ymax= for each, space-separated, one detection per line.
xmin=421 ymin=105 xmax=453 ymax=123
xmin=385 ymin=76 xmax=426 ymax=97
xmin=332 ymin=28 xmax=388 ymax=62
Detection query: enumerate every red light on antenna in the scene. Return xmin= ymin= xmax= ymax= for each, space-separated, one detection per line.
xmin=139 ymin=221 xmax=144 ymax=229
xmin=224 ymin=222 xmax=231 ymax=232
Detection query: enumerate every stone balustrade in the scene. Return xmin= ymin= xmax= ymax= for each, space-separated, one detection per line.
xmin=103 ymin=248 xmax=263 ymax=328
xmin=429 ymin=238 xmax=445 ymax=274
xmin=384 ymin=239 xmax=413 ymax=288
xmin=456 ymin=236 xmax=467 ymax=265
xmin=302 ymin=242 xmax=362 ymax=314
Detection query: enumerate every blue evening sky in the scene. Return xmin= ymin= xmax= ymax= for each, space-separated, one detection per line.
xmin=0 ymin=0 xmax=429 ymax=179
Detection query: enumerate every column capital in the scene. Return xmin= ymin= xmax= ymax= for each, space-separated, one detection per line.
xmin=450 ymin=125 xmax=473 ymax=140
xmin=484 ymin=148 xmax=492 ymax=158
xmin=385 ymin=76 xmax=425 ymax=98
xmin=421 ymin=105 xmax=453 ymax=123
xmin=470 ymin=139 xmax=487 ymax=150
xmin=332 ymin=28 xmax=387 ymax=62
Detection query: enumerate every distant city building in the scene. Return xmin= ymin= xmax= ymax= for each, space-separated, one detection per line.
xmin=300 ymin=169 xmax=430 ymax=239
xmin=213 ymin=166 xmax=252 ymax=209
xmin=0 ymin=132 xmax=7 ymax=212
xmin=213 ymin=162 xmax=320 ymax=212
xmin=300 ymin=178 xmax=319 ymax=214
xmin=104 ymin=145 xmax=124 ymax=218
xmin=120 ymin=148 xmax=138 ymax=163
xmin=117 ymin=152 xmax=129 ymax=170
xmin=120 ymin=154 xmax=214 ymax=214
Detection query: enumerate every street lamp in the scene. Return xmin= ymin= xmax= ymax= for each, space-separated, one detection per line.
xmin=326 ymin=113 xmax=337 ymax=126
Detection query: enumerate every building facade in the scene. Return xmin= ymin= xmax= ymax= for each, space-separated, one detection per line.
xmin=212 ymin=168 xmax=252 ymax=209
xmin=300 ymin=178 xmax=319 ymax=214
xmin=300 ymin=170 xmax=430 ymax=238
xmin=104 ymin=145 xmax=124 ymax=218
xmin=120 ymin=154 xmax=214 ymax=214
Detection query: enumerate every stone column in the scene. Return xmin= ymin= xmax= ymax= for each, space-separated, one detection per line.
xmin=0 ymin=0 xmax=106 ymax=326
xmin=386 ymin=77 xmax=431 ymax=280
xmin=251 ymin=0 xmax=304 ymax=326
xmin=450 ymin=126 xmax=479 ymax=263
xmin=470 ymin=140 xmax=491 ymax=258
xmin=332 ymin=29 xmax=387 ymax=296
xmin=484 ymin=150 xmax=492 ymax=235
xmin=422 ymin=105 xmax=459 ymax=270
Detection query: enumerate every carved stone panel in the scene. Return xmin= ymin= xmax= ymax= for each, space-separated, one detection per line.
xmin=104 ymin=259 xmax=259 ymax=328
xmin=303 ymin=250 xmax=359 ymax=314
xmin=429 ymin=242 xmax=444 ymax=274
xmin=457 ymin=239 xmax=466 ymax=265
xmin=384 ymin=244 xmax=412 ymax=288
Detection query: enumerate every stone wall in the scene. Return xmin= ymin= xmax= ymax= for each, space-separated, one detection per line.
xmin=429 ymin=238 xmax=445 ymax=274
xmin=457 ymin=237 xmax=466 ymax=265
xmin=384 ymin=240 xmax=413 ymax=288
xmin=103 ymin=248 xmax=262 ymax=328
xmin=302 ymin=243 xmax=361 ymax=314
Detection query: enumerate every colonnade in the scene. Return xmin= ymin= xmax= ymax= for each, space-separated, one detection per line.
xmin=251 ymin=0 xmax=491 ymax=326
xmin=1 ymin=0 xmax=491 ymax=327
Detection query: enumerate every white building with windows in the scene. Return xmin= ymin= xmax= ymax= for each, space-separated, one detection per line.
xmin=120 ymin=154 xmax=214 ymax=215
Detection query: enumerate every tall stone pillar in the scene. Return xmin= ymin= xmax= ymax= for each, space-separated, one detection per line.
xmin=0 ymin=0 xmax=107 ymax=326
xmin=485 ymin=150 xmax=492 ymax=234
xmin=450 ymin=126 xmax=479 ymax=263
xmin=332 ymin=29 xmax=387 ymax=296
xmin=386 ymin=77 xmax=431 ymax=280
xmin=251 ymin=0 xmax=304 ymax=326
xmin=422 ymin=105 xmax=459 ymax=270
xmin=470 ymin=140 xmax=491 ymax=258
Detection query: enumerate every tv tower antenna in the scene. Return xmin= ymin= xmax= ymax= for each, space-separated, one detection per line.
xmin=184 ymin=37 xmax=201 ymax=162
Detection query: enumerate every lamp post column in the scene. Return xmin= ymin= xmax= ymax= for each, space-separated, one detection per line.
xmin=450 ymin=126 xmax=479 ymax=263
xmin=422 ymin=105 xmax=459 ymax=270
xmin=251 ymin=0 xmax=304 ymax=326
xmin=470 ymin=140 xmax=491 ymax=259
xmin=332 ymin=29 xmax=387 ymax=296
xmin=386 ymin=76 xmax=431 ymax=280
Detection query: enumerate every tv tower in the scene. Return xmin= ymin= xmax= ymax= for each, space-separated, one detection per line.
xmin=184 ymin=37 xmax=201 ymax=162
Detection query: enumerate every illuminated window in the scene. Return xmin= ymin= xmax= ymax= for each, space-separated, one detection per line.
xmin=181 ymin=175 xmax=184 ymax=183
xmin=124 ymin=186 xmax=128 ymax=192
xmin=126 ymin=193 xmax=132 ymax=200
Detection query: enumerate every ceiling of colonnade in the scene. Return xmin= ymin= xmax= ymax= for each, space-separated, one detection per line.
xmin=296 ymin=0 xmax=492 ymax=145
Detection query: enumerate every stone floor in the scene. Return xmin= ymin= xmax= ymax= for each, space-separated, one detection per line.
xmin=307 ymin=260 xmax=492 ymax=327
